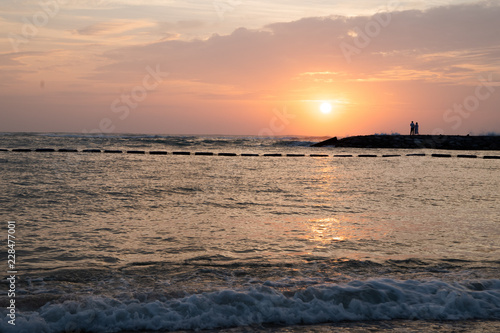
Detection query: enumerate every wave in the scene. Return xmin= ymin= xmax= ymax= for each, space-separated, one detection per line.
xmin=0 ymin=132 xmax=325 ymax=149
xmin=4 ymin=278 xmax=499 ymax=332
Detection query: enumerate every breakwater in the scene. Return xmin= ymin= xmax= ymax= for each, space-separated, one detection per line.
xmin=1 ymin=148 xmax=499 ymax=159
xmin=311 ymin=135 xmax=500 ymax=150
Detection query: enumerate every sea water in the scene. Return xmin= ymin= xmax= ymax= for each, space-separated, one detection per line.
xmin=0 ymin=133 xmax=499 ymax=332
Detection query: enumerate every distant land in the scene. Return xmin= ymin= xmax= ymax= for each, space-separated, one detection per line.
xmin=311 ymin=135 xmax=500 ymax=150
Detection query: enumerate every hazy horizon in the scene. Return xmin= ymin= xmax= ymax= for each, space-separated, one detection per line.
xmin=1 ymin=131 xmax=499 ymax=138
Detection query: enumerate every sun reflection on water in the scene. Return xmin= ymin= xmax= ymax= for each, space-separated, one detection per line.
xmin=307 ymin=217 xmax=349 ymax=244
xmin=292 ymin=216 xmax=390 ymax=260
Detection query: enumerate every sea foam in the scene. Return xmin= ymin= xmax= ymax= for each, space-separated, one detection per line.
xmin=2 ymin=278 xmax=500 ymax=333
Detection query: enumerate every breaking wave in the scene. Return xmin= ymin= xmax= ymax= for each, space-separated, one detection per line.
xmin=4 ymin=278 xmax=500 ymax=333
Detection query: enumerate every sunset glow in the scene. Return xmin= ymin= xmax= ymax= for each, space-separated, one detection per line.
xmin=0 ymin=1 xmax=499 ymax=136
xmin=320 ymin=102 xmax=332 ymax=114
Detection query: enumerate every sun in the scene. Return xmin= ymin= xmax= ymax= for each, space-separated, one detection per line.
xmin=320 ymin=102 xmax=332 ymax=114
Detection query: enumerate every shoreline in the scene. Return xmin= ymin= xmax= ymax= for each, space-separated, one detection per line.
xmin=311 ymin=135 xmax=500 ymax=150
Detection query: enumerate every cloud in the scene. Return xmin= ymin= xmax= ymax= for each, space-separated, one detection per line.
xmin=0 ymin=52 xmax=45 ymax=86
xmin=0 ymin=53 xmax=26 ymax=67
xmin=92 ymin=1 xmax=499 ymax=90
xmin=75 ymin=20 xmax=155 ymax=36
xmin=158 ymin=20 xmax=207 ymax=31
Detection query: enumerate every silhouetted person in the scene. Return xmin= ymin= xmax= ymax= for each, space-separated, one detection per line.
xmin=410 ymin=121 xmax=415 ymax=135
xmin=415 ymin=122 xmax=419 ymax=135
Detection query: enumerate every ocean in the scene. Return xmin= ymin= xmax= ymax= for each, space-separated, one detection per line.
xmin=0 ymin=133 xmax=499 ymax=333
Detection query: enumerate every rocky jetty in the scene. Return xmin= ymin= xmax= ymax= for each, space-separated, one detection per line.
xmin=311 ymin=135 xmax=500 ymax=150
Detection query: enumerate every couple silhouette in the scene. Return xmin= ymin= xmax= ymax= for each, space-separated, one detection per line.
xmin=410 ymin=121 xmax=419 ymax=135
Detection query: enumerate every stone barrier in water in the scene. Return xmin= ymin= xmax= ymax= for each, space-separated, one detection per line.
xmin=1 ymin=149 xmax=499 ymax=160
xmin=432 ymin=154 xmax=452 ymax=158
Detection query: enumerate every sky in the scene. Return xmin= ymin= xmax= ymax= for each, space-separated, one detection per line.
xmin=1 ymin=0 xmax=499 ymax=136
